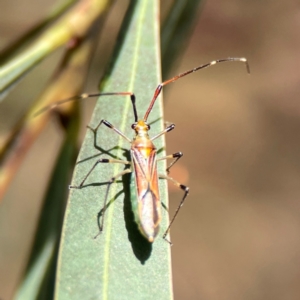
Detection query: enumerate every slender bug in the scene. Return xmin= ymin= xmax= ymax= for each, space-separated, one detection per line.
xmin=36 ymin=57 xmax=250 ymax=244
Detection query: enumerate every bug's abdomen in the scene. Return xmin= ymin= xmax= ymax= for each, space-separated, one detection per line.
xmin=131 ymin=147 xmax=161 ymax=242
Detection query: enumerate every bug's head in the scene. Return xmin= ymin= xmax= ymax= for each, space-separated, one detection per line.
xmin=131 ymin=120 xmax=150 ymax=134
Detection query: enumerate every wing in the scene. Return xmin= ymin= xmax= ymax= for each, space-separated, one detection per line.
xmin=131 ymin=148 xmax=161 ymax=241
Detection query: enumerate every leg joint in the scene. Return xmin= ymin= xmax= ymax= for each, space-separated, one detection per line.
xmin=103 ymin=120 xmax=113 ymax=128
xmin=166 ymin=124 xmax=175 ymax=132
xmin=99 ymin=158 xmax=109 ymax=163
xmin=180 ymin=184 xmax=189 ymax=193
xmin=173 ymin=151 xmax=183 ymax=158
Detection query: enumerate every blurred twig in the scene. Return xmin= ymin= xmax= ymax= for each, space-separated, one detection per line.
xmin=0 ymin=21 xmax=104 ymax=201
xmin=0 ymin=0 xmax=111 ymax=97
xmin=0 ymin=0 xmax=78 ymax=64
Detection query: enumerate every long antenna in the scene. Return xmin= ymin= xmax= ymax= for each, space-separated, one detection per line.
xmin=143 ymin=57 xmax=250 ymax=122
xmin=34 ymin=92 xmax=138 ymax=122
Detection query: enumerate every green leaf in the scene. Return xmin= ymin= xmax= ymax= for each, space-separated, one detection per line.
xmin=56 ymin=1 xmax=173 ymax=299
xmin=14 ymin=110 xmax=79 ymax=300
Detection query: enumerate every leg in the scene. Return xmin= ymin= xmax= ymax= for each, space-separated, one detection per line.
xmin=70 ymin=158 xmax=130 ymax=189
xmin=87 ymin=119 xmax=131 ymax=143
xmin=95 ymin=168 xmax=132 ymax=237
xmin=34 ymin=92 xmax=138 ymax=121
xmin=159 ymin=174 xmax=189 ymax=245
xmin=87 ymin=125 xmax=121 ymax=159
xmin=157 ymin=151 xmax=183 ymax=174
xmin=143 ymin=57 xmax=250 ymax=122
xmin=151 ymin=123 xmax=175 ymax=141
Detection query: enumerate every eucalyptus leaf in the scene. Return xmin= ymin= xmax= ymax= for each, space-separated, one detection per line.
xmin=55 ymin=1 xmax=173 ymax=299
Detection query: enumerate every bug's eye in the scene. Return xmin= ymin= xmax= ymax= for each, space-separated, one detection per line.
xmin=131 ymin=123 xmax=136 ymax=129
xmin=147 ymin=124 xmax=151 ymax=130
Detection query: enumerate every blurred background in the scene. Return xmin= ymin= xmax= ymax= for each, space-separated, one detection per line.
xmin=1 ymin=0 xmax=300 ymax=299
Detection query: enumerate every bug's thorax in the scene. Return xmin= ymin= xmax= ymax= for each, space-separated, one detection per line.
xmin=131 ymin=120 xmax=155 ymax=158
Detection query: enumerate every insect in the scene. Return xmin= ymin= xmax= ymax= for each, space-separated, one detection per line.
xmin=36 ymin=57 xmax=250 ymax=244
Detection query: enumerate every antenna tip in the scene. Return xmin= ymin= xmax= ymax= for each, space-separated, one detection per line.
xmin=240 ymin=57 xmax=250 ymax=74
